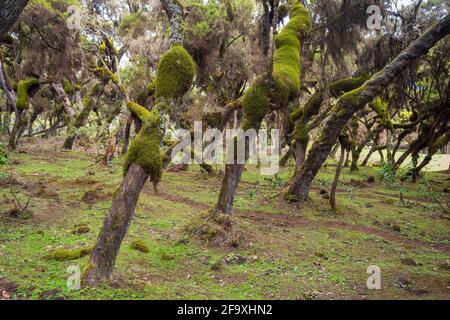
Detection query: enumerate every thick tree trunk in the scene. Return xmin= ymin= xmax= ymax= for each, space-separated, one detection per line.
xmin=84 ymin=164 xmax=149 ymax=286
xmin=0 ymin=0 xmax=28 ymax=39
xmin=287 ymin=16 xmax=450 ymax=201
xmin=330 ymin=146 xmax=345 ymax=210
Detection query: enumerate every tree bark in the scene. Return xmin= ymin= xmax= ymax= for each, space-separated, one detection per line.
xmin=84 ymin=164 xmax=149 ymax=286
xmin=287 ymin=16 xmax=450 ymax=201
xmin=330 ymin=144 xmax=345 ymax=210
xmin=0 ymin=0 xmax=28 ymax=39
xmin=293 ymin=142 xmax=306 ymax=174
xmin=215 ymin=163 xmax=246 ymax=214
xmin=160 ymin=0 xmax=184 ymax=46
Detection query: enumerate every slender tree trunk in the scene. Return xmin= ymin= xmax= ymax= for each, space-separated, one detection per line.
xmin=8 ymin=111 xmax=24 ymax=149
xmin=122 ymin=119 xmax=131 ymax=154
xmin=287 ymin=16 xmax=450 ymax=201
xmin=279 ymin=148 xmax=292 ymax=166
xmin=330 ymin=145 xmax=345 ymax=210
xmin=84 ymin=164 xmax=149 ymax=286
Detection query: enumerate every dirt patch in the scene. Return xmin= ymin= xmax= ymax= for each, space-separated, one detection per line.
xmin=239 ymin=210 xmax=450 ymax=254
xmin=157 ymin=190 xmax=210 ymax=210
xmin=0 ymin=277 xmax=19 ymax=300
xmin=68 ymin=177 xmax=99 ymax=188
xmin=33 ymin=181 xmax=59 ymax=199
xmin=82 ymin=189 xmax=110 ymax=205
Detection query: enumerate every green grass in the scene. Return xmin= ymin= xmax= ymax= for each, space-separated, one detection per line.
xmin=0 ymin=137 xmax=449 ymax=300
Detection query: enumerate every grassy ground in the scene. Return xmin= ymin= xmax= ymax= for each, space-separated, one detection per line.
xmin=0 ymin=137 xmax=449 ymax=300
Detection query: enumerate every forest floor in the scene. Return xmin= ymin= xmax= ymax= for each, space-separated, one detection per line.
xmin=0 ymin=136 xmax=449 ymax=300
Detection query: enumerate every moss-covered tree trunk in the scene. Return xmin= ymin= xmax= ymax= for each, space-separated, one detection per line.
xmin=85 ymin=0 xmax=195 ymax=286
xmin=84 ymin=164 xmax=149 ymax=286
xmin=287 ymin=16 xmax=450 ymax=201
xmin=214 ymin=3 xmax=311 ymax=214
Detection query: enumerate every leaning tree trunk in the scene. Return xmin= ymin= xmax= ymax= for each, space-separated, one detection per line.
xmin=84 ymin=164 xmax=148 ymax=286
xmin=85 ymin=0 xmax=194 ymax=286
xmin=409 ymin=132 xmax=450 ymax=180
xmin=287 ymin=16 xmax=450 ymax=201
xmin=0 ymin=0 xmax=28 ymax=39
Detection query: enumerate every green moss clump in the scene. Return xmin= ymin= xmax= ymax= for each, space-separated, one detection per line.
xmin=241 ymin=3 xmax=310 ymax=131
xmin=292 ymin=89 xmax=323 ymax=145
xmin=45 ymin=246 xmax=92 ymax=261
xmin=124 ymin=111 xmax=162 ymax=186
xmin=63 ymin=79 xmax=74 ymax=94
xmin=98 ymin=42 xmax=106 ymax=53
xmin=293 ymin=124 xmax=309 ymax=145
xmin=127 ymin=101 xmax=151 ymax=122
xmin=130 ymin=240 xmax=149 ymax=253
xmin=154 ymin=44 xmax=195 ymax=100
xmin=340 ymin=86 xmax=366 ymax=107
xmin=369 ymin=97 xmax=393 ymax=130
xmin=242 ymin=75 xmax=271 ymax=131
xmin=329 ymin=74 xmax=369 ymax=97
xmin=272 ymin=3 xmax=311 ymax=106
xmin=16 ymin=77 xmax=40 ymax=110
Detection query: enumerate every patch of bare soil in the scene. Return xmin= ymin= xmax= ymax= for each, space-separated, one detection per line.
xmin=239 ymin=210 xmax=450 ymax=254
xmin=68 ymin=177 xmax=99 ymax=188
xmin=33 ymin=181 xmax=59 ymax=199
xmin=394 ymin=272 xmax=450 ymax=299
xmin=82 ymin=189 xmax=110 ymax=205
xmin=156 ymin=190 xmax=210 ymax=210
xmin=0 ymin=277 xmax=18 ymax=300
